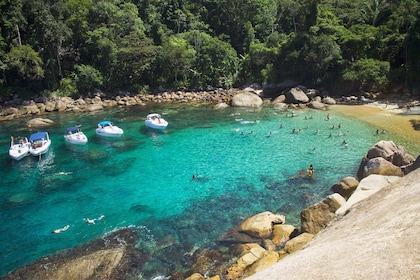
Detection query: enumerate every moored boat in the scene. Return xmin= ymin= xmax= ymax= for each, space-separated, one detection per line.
xmin=9 ymin=136 xmax=31 ymax=160
xmin=95 ymin=121 xmax=124 ymax=137
xmin=29 ymin=132 xmax=51 ymax=157
xmin=145 ymin=113 xmax=168 ymax=130
xmin=64 ymin=126 xmax=88 ymax=144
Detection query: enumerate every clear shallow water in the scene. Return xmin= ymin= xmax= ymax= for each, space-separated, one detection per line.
xmin=0 ymin=104 xmax=414 ymax=277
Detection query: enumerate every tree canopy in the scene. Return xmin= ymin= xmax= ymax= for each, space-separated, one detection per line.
xmin=0 ymin=0 xmax=419 ymax=98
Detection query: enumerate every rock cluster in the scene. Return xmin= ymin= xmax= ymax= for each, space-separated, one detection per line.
xmin=0 ymin=86 xmax=337 ymax=122
xmin=182 ymin=140 xmax=418 ymax=280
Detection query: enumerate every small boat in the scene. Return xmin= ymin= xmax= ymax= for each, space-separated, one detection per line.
xmin=64 ymin=126 xmax=88 ymax=145
xmin=145 ymin=113 xmax=168 ymax=130
xmin=95 ymin=121 xmax=124 ymax=137
xmin=29 ymin=131 xmax=51 ymax=157
xmin=9 ymin=136 xmax=31 ymax=160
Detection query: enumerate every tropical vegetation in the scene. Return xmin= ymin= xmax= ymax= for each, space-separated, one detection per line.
xmin=0 ymin=0 xmax=419 ymax=98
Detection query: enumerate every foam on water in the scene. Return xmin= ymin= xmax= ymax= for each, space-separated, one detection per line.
xmin=0 ymin=104 xmax=414 ymax=277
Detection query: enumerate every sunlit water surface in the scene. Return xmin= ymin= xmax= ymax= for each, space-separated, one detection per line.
xmin=0 ymin=103 xmax=416 ymax=278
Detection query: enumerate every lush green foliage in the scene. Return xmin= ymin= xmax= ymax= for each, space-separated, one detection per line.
xmin=0 ymin=0 xmax=419 ymax=97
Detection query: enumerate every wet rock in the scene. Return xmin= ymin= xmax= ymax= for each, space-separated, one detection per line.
xmin=27 ymin=117 xmax=54 ymax=127
xmin=2 ymin=228 xmax=147 ymax=280
xmin=214 ymin=102 xmax=229 ymax=109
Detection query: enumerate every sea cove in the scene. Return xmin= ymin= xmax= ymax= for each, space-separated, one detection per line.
xmin=0 ymin=103 xmax=418 ymax=278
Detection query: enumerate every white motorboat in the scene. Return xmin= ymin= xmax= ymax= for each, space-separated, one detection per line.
xmin=64 ymin=126 xmax=88 ymax=144
xmin=29 ymin=131 xmax=51 ymax=156
xmin=145 ymin=113 xmax=168 ymax=130
xmin=95 ymin=121 xmax=124 ymax=137
xmin=9 ymin=136 xmax=31 ymax=160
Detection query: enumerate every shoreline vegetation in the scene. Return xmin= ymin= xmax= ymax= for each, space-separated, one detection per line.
xmin=2 ymin=88 xmax=420 ymax=279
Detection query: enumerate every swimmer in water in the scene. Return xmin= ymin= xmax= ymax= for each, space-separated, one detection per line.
xmin=84 ymin=215 xmax=105 ymax=224
xmin=52 ymin=225 xmax=70 ymax=234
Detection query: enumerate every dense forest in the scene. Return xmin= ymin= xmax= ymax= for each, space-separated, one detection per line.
xmin=0 ymin=0 xmax=419 ymax=99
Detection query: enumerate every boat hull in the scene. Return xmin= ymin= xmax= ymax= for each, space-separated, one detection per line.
xmin=64 ymin=132 xmax=88 ymax=144
xmin=9 ymin=144 xmax=31 ymax=160
xmin=145 ymin=120 xmax=168 ymax=130
xmin=95 ymin=128 xmax=124 ymax=137
xmin=145 ymin=113 xmax=168 ymax=130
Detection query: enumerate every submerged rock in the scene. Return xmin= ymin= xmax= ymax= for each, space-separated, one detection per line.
xmin=2 ymin=228 xmax=147 ymax=280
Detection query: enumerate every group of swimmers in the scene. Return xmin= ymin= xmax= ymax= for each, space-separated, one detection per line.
xmin=52 ymin=215 xmax=105 ymax=234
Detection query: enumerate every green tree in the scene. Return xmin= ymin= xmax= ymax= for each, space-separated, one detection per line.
xmin=159 ymin=35 xmax=196 ymax=88
xmin=343 ymin=58 xmax=390 ymax=90
xmin=182 ymin=31 xmax=239 ymax=87
xmin=7 ymin=44 xmax=44 ymax=80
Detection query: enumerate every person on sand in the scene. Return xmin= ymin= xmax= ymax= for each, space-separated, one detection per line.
xmin=52 ymin=225 xmax=70 ymax=234
xmin=307 ymin=164 xmax=314 ymax=177
xmin=84 ymin=215 xmax=105 ymax=224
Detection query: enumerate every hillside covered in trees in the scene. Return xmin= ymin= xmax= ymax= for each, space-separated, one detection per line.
xmin=0 ymin=0 xmax=419 ymax=99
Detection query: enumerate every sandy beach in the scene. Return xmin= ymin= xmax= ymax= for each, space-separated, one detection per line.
xmin=330 ymin=103 xmax=420 ymax=155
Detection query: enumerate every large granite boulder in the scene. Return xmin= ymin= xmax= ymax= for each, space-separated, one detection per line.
xmin=336 ymin=174 xmax=401 ymax=215
xmin=225 ymin=244 xmax=266 ymax=280
xmin=284 ymin=87 xmax=309 ymax=104
xmin=322 ymin=96 xmax=337 ymax=105
xmin=283 ymin=233 xmax=314 ymax=254
xmin=2 ymin=228 xmax=146 ymax=280
xmin=271 ymin=94 xmax=286 ymax=105
xmin=27 ymin=118 xmax=54 ymax=127
xmin=45 ymin=101 xmax=56 ymax=112
xmin=214 ymin=102 xmax=229 ymax=110
xmin=239 ymin=211 xmax=286 ymax=239
xmin=362 ymin=157 xmax=404 ymax=178
xmin=331 ymin=177 xmax=359 ymax=200
xmin=308 ymin=100 xmax=328 ymax=110
xmin=231 ymin=91 xmax=263 ymax=107
xmin=366 ymin=140 xmax=415 ymax=166
xmin=301 ymin=193 xmax=346 ymax=234
xmin=247 ymin=250 xmax=279 ymax=276
xmin=86 ymin=103 xmax=104 ymax=112
xmin=272 ymin=224 xmax=298 ymax=246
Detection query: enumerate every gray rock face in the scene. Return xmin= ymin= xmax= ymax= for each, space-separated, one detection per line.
xmin=231 ymin=91 xmax=263 ymax=107
xmin=331 ymin=176 xmax=359 ymax=200
xmin=300 ymin=193 xmax=346 ymax=234
xmin=246 ymin=169 xmax=420 ymax=280
xmin=284 ymin=88 xmax=309 ymax=104
xmin=363 ymin=157 xmax=404 ymax=178
xmin=367 ymin=140 xmax=415 ymax=166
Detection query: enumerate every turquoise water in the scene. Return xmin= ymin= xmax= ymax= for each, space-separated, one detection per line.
xmin=0 ymin=104 xmax=413 ymax=278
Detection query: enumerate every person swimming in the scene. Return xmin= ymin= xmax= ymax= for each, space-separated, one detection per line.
xmin=84 ymin=215 xmax=105 ymax=224
xmin=307 ymin=164 xmax=314 ymax=177
xmin=52 ymin=225 xmax=70 ymax=234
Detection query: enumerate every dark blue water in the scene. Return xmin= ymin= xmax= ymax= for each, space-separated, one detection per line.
xmin=0 ymin=103 xmax=412 ymax=278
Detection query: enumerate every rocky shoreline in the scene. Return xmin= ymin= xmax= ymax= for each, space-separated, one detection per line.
xmin=3 ymin=86 xmax=418 ymax=123
xmin=2 ymin=140 xmax=419 ymax=280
